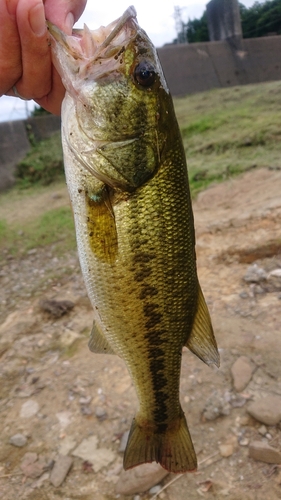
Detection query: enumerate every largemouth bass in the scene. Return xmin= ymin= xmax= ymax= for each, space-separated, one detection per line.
xmin=48 ymin=6 xmax=219 ymax=473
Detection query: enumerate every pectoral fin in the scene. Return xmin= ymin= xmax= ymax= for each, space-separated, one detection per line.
xmin=88 ymin=319 xmax=116 ymax=355
xmin=185 ymin=284 xmax=220 ymax=367
xmin=86 ymin=186 xmax=118 ymax=264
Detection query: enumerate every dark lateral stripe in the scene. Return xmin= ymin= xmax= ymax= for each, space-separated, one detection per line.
xmin=143 ymin=302 xmax=168 ymax=433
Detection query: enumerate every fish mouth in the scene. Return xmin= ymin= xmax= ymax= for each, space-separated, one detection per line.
xmin=47 ymin=6 xmax=140 ymax=84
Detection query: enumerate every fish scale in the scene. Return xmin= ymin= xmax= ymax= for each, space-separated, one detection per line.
xmin=48 ymin=5 xmax=219 ymax=473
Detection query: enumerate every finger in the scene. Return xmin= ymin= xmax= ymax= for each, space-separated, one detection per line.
xmin=35 ymin=66 xmax=65 ymax=115
xmin=14 ymin=0 xmax=52 ymax=100
xmin=0 ymin=0 xmax=22 ymax=95
xmin=44 ymin=0 xmax=87 ymax=34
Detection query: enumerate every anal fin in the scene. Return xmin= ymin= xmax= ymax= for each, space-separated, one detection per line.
xmin=185 ymin=284 xmax=220 ymax=367
xmin=88 ymin=319 xmax=116 ymax=355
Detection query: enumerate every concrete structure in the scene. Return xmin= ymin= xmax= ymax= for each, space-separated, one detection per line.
xmin=206 ymin=0 xmax=242 ymax=50
xmin=0 ymin=114 xmax=61 ymax=191
xmin=157 ymin=35 xmax=281 ymax=96
xmin=0 ymin=120 xmax=30 ymax=191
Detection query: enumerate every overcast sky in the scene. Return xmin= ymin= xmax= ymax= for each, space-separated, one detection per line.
xmin=0 ymin=0 xmax=258 ymax=122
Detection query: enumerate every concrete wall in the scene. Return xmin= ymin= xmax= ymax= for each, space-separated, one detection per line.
xmin=157 ymin=35 xmax=281 ymax=96
xmin=0 ymin=120 xmax=31 ymax=191
xmin=0 ymin=114 xmax=61 ymax=192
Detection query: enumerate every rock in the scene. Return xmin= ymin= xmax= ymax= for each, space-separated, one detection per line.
xmin=247 ymin=395 xmax=281 ymax=425
xmin=72 ymin=436 xmax=115 ymax=472
xmin=119 ymin=430 xmax=130 ymax=453
xmin=9 ymin=433 xmax=27 ymax=447
xmin=231 ymin=356 xmax=255 ymax=392
xmin=58 ymin=436 xmax=77 ymax=456
xmin=95 ymin=406 xmax=107 ymax=420
xmin=239 ymin=437 xmax=249 ymax=446
xmin=56 ymin=411 xmax=72 ymax=429
xmin=20 ymin=399 xmax=39 ymax=418
xmin=79 ymin=396 xmax=92 ymax=405
xmin=20 ymin=453 xmax=50 ymax=479
xmin=243 ymin=264 xmax=267 ymax=284
xmin=249 ymin=441 xmax=281 ymax=464
xmin=266 ymin=269 xmax=281 ymax=292
xmin=50 ymin=455 xmax=73 ymax=487
xmin=80 ymin=405 xmax=93 ymax=416
xmin=39 ymin=299 xmax=74 ymax=318
xmin=149 ymin=485 xmax=162 ymax=495
xmin=219 ymin=444 xmax=234 ymax=458
xmin=202 ymin=390 xmax=231 ymax=421
xmin=116 ymin=462 xmax=169 ymax=495
xmin=258 ymin=425 xmax=267 ymax=436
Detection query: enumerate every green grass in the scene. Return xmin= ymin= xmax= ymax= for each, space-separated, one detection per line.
xmin=0 ymin=206 xmax=75 ymax=260
xmin=1 ymin=80 xmax=281 ymax=259
xmin=16 ymin=132 xmax=64 ymax=187
xmin=173 ymin=80 xmax=281 ymax=196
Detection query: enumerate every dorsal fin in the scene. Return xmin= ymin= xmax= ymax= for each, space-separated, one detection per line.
xmin=88 ymin=319 xmax=116 ymax=355
xmin=185 ymin=284 xmax=220 ymax=367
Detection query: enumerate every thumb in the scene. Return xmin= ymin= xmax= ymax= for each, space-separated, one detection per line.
xmin=44 ymin=0 xmax=87 ymax=34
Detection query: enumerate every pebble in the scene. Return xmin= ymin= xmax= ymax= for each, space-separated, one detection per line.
xmin=72 ymin=436 xmax=115 ymax=472
xmin=231 ymin=356 xmax=255 ymax=392
xmin=219 ymin=444 xmax=234 ymax=457
xmin=50 ymin=455 xmax=73 ymax=487
xmin=20 ymin=399 xmax=39 ymax=418
xmin=79 ymin=396 xmax=92 ymax=405
xmin=239 ymin=437 xmax=249 ymax=446
xmin=80 ymin=405 xmax=93 ymax=416
xmin=119 ymin=430 xmax=130 ymax=453
xmin=149 ymin=484 xmax=162 ymax=495
xmin=247 ymin=395 xmax=281 ymax=425
xmin=249 ymin=441 xmax=281 ymax=464
xmin=95 ymin=406 xmax=107 ymax=420
xmin=115 ymin=462 xmax=169 ymax=495
xmin=39 ymin=299 xmax=74 ymax=318
xmin=243 ymin=264 xmax=267 ymax=284
xmin=202 ymin=390 xmax=231 ymax=420
xmin=258 ymin=425 xmax=267 ymax=436
xmin=9 ymin=433 xmax=27 ymax=447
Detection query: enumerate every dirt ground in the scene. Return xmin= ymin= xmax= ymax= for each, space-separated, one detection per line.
xmin=0 ymin=166 xmax=281 ymax=499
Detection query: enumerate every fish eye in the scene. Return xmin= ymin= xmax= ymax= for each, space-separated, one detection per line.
xmin=134 ymin=61 xmax=156 ymax=87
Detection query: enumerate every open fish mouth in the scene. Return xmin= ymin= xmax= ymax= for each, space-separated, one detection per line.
xmin=47 ymin=6 xmax=140 ymax=85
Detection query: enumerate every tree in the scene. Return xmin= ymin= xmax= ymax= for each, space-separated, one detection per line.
xmin=240 ymin=0 xmax=281 ymax=38
xmin=176 ymin=0 xmax=281 ymax=44
xmin=186 ymin=13 xmax=209 ymax=43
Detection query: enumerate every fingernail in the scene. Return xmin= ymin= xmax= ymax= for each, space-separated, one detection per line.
xmin=29 ymin=3 xmax=46 ymax=37
xmin=65 ymin=12 xmax=75 ymax=34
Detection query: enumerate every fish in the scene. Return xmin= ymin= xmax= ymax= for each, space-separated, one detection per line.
xmin=47 ymin=6 xmax=219 ymax=473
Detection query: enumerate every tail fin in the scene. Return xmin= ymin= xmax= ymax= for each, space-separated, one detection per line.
xmin=123 ymin=413 xmax=197 ymax=473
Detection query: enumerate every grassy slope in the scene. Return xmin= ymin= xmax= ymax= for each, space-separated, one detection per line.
xmin=1 ymin=80 xmax=281 ymax=258
xmin=174 ymin=80 xmax=281 ymax=195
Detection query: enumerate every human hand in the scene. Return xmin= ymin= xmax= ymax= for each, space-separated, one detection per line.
xmin=1 ymin=0 xmax=87 ymax=114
